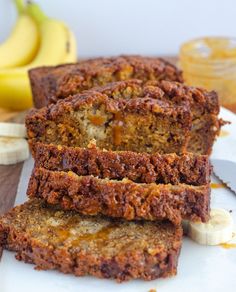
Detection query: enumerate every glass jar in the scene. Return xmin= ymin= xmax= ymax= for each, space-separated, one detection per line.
xmin=179 ymin=37 xmax=236 ymax=112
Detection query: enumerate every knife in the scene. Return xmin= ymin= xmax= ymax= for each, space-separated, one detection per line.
xmin=211 ymin=159 xmax=236 ymax=194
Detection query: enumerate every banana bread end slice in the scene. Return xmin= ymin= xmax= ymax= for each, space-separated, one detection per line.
xmin=0 ymin=199 xmax=183 ymax=282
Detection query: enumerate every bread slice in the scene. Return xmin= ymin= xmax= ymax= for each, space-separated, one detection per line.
xmin=30 ymin=141 xmax=211 ymax=186
xmin=26 ymin=80 xmax=191 ymax=155
xmin=28 ymin=55 xmax=221 ymax=154
xmin=26 ymin=78 xmax=221 ymax=155
xmin=28 ymin=55 xmax=183 ymax=108
xmin=0 ymin=199 xmax=183 ymax=282
xmin=27 ymin=167 xmax=210 ymax=225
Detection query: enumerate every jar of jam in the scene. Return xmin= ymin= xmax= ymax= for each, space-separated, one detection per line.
xmin=179 ymin=37 xmax=236 ymax=112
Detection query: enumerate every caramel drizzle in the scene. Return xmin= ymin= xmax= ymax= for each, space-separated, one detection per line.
xmin=220 ymin=243 xmax=236 ymax=249
xmin=88 ymin=115 xmax=106 ymax=126
xmin=71 ymin=225 xmax=115 ymax=244
xmin=210 ymin=183 xmax=226 ymax=189
xmin=112 ymin=112 xmax=124 ymax=146
xmin=55 ymin=224 xmax=117 ymax=247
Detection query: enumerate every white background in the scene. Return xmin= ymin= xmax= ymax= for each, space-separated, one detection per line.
xmin=0 ymin=0 xmax=235 ymax=58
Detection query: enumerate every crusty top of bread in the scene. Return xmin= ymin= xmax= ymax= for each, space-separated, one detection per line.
xmin=26 ymin=78 xmax=219 ymax=125
xmin=29 ymin=55 xmax=183 ymax=107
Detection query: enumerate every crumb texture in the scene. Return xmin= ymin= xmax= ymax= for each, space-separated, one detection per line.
xmin=0 ymin=199 xmax=182 ymax=282
xmin=28 ymin=56 xmax=221 ymax=154
xmin=26 ymin=78 xmax=220 ymax=155
xmin=31 ymin=142 xmax=211 ymax=185
xmin=27 ymin=79 xmax=192 ymax=154
xmin=27 ymin=167 xmax=211 ymax=225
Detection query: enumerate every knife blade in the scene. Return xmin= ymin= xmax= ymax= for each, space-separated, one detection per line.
xmin=211 ymin=159 xmax=236 ymax=194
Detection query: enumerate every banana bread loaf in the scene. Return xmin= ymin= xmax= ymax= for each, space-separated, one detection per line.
xmin=30 ymin=141 xmax=211 ymax=185
xmin=0 ymin=199 xmax=183 ymax=282
xmin=26 ymin=80 xmax=192 ymax=154
xmin=28 ymin=56 xmax=221 ymax=154
xmin=29 ymin=55 xmax=183 ymax=108
xmin=27 ymin=167 xmax=210 ymax=225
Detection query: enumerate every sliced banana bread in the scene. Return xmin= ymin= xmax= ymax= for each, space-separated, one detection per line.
xmin=27 ymin=167 xmax=210 ymax=225
xmin=150 ymin=80 xmax=221 ymax=154
xmin=28 ymin=56 xmax=221 ymax=154
xmin=29 ymin=55 xmax=183 ymax=108
xmin=0 ymin=199 xmax=183 ymax=282
xmin=26 ymin=80 xmax=191 ymax=154
xmin=30 ymin=141 xmax=211 ymax=185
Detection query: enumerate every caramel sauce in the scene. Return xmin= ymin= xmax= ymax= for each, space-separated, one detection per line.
xmin=224 ymin=102 xmax=236 ymax=113
xmin=180 ymin=37 xmax=236 ymax=113
xmin=113 ymin=124 xmax=123 ymax=145
xmin=114 ymin=112 xmax=122 ymax=121
xmin=54 ymin=224 xmax=117 ymax=247
xmin=88 ymin=115 xmax=106 ymax=126
xmin=71 ymin=224 xmax=116 ymax=247
xmin=211 ymin=183 xmax=226 ymax=189
xmin=55 ymin=229 xmax=70 ymax=240
xmin=220 ymin=130 xmax=230 ymax=137
xmin=220 ymin=243 xmax=236 ymax=249
xmin=112 ymin=112 xmax=124 ymax=146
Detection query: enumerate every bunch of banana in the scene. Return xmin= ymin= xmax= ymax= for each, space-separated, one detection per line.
xmin=0 ymin=0 xmax=39 ymax=69
xmin=0 ymin=0 xmax=77 ymax=110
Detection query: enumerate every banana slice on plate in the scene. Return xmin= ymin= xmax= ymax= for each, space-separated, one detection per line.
xmin=188 ymin=208 xmax=234 ymax=245
xmin=0 ymin=123 xmax=26 ymax=138
xmin=0 ymin=137 xmax=29 ymax=165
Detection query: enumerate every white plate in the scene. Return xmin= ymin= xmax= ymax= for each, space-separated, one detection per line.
xmin=1 ymin=107 xmax=236 ymax=292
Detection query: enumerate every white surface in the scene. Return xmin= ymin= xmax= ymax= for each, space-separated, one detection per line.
xmin=1 ymin=107 xmax=236 ymax=292
xmin=1 ymin=0 xmax=236 ymax=58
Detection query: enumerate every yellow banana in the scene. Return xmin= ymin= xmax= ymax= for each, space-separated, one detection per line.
xmin=0 ymin=0 xmax=39 ymax=69
xmin=63 ymin=29 xmax=78 ymax=63
xmin=26 ymin=1 xmax=77 ymax=66
xmin=0 ymin=1 xmax=77 ymax=110
xmin=0 ymin=70 xmax=32 ymax=110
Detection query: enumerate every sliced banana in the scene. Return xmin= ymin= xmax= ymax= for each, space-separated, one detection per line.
xmin=0 ymin=122 xmax=26 ymax=138
xmin=188 ymin=208 xmax=234 ymax=245
xmin=0 ymin=137 xmax=29 ymax=165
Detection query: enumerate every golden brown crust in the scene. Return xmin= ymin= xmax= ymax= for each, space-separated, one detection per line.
xmin=0 ymin=199 xmax=183 ymax=282
xmin=26 ymin=80 xmax=192 ymax=154
xmin=26 ymin=78 xmax=221 ymax=155
xmin=28 ymin=55 xmax=221 ymax=154
xmin=30 ymin=142 xmax=211 ymax=185
xmin=27 ymin=167 xmax=211 ymax=225
xmin=29 ymin=55 xmax=183 ymax=108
